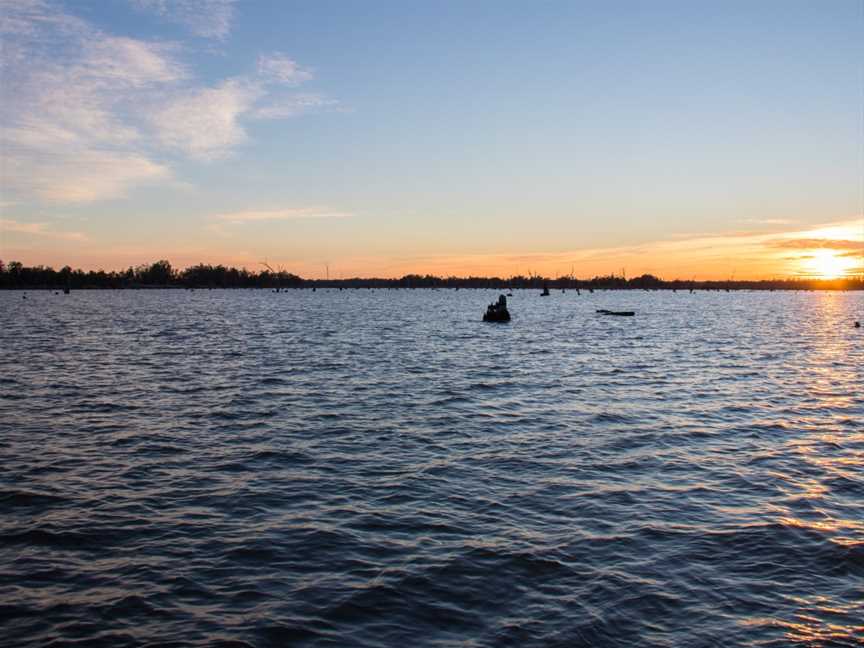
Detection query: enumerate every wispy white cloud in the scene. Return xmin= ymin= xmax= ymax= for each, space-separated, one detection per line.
xmin=82 ymin=36 xmax=187 ymax=87
xmin=130 ymin=0 xmax=236 ymax=39
xmin=150 ymin=79 xmax=261 ymax=159
xmin=252 ymin=93 xmax=339 ymax=120
xmin=204 ymin=207 xmax=350 ymax=239
xmin=0 ymin=0 xmax=336 ymax=204
xmin=0 ymin=218 xmax=87 ymax=241
xmin=1 ymin=0 xmax=180 ymax=202
xmin=0 ymin=0 xmax=84 ymax=40
xmin=257 ymin=53 xmax=313 ymax=85
xmin=4 ymin=152 xmax=170 ymax=204
xmin=150 ymin=55 xmax=324 ymax=159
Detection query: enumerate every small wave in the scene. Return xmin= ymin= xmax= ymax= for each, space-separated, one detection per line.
xmin=248 ymin=449 xmax=315 ymax=466
xmin=0 ymin=489 xmax=69 ymax=509
xmin=0 ymin=527 xmax=120 ymax=550
xmin=591 ymin=412 xmax=638 ymax=424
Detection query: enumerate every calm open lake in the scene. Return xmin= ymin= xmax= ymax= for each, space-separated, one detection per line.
xmin=1 ymin=289 xmax=862 ymax=647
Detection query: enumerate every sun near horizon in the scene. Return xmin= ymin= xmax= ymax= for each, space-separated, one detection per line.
xmin=803 ymin=250 xmax=856 ymax=280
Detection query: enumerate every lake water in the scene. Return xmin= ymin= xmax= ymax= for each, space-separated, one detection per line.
xmin=1 ymin=289 xmax=862 ymax=647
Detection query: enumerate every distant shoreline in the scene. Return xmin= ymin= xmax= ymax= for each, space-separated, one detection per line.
xmin=5 ymin=286 xmax=862 ymax=291
xmin=1 ymin=260 xmax=862 ymax=292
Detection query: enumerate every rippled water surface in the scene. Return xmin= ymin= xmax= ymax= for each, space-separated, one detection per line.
xmin=1 ymin=289 xmax=862 ymax=647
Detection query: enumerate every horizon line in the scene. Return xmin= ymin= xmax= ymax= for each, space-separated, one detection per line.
xmin=2 ymin=259 xmax=863 ymax=285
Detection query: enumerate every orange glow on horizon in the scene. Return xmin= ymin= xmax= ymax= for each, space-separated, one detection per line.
xmin=2 ymin=218 xmax=861 ymax=280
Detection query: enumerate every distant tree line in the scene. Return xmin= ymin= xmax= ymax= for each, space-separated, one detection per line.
xmin=0 ymin=260 xmax=302 ymax=290
xmin=0 ymin=259 xmax=861 ymax=291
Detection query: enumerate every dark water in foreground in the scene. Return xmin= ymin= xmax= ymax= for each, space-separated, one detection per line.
xmin=1 ymin=289 xmax=862 ymax=647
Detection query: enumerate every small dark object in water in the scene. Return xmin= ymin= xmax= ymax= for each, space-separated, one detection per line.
xmin=856 ymin=321 xmax=861 ymax=328
xmin=541 ymin=284 xmax=550 ymax=296
xmin=483 ymin=294 xmax=511 ymax=322
xmin=596 ymin=309 xmax=635 ymax=317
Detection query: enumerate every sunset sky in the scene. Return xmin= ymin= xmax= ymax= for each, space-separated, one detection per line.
xmin=1 ymin=0 xmax=862 ymax=279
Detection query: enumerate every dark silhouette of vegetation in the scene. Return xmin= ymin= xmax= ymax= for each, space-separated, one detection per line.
xmin=0 ymin=260 xmax=861 ymax=291
xmin=0 ymin=260 xmax=302 ymax=290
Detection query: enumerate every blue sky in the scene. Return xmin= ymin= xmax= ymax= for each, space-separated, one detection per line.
xmin=1 ymin=0 xmax=862 ymax=277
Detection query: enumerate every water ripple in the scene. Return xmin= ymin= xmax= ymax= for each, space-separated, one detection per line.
xmin=1 ymin=289 xmax=862 ymax=647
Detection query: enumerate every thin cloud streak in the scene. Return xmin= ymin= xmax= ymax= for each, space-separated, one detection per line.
xmin=251 ymin=94 xmax=339 ymax=120
xmin=204 ymin=207 xmax=352 ymax=240
xmin=737 ymin=218 xmax=796 ymax=226
xmin=768 ymin=238 xmax=864 ymax=251
xmin=0 ymin=218 xmax=87 ymax=241
xmin=213 ymin=208 xmax=353 ymax=224
xmin=3 ymin=150 xmax=170 ymax=204
xmin=129 ymin=0 xmax=236 ymax=39
xmin=257 ymin=53 xmax=313 ymax=85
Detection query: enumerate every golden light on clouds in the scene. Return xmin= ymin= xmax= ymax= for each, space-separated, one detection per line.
xmin=770 ymin=222 xmax=864 ymax=279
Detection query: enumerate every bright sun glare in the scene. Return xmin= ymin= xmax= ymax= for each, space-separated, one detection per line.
xmin=805 ymin=249 xmax=853 ymax=279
